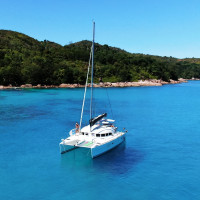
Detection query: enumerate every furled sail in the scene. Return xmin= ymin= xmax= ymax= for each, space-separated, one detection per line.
xmin=89 ymin=113 xmax=107 ymax=127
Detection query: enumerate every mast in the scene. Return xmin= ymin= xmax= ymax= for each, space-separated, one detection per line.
xmin=79 ymin=22 xmax=95 ymax=131
xmin=79 ymin=47 xmax=92 ymax=131
xmin=90 ymin=21 xmax=95 ymax=121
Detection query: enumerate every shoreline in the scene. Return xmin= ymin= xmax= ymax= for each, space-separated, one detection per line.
xmin=0 ymin=78 xmax=199 ymax=90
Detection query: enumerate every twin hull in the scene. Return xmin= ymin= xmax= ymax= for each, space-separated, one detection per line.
xmin=91 ymin=134 xmax=125 ymax=158
xmin=60 ymin=134 xmax=126 ymax=158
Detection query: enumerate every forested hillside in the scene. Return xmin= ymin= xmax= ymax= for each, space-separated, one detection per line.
xmin=0 ymin=30 xmax=200 ymax=86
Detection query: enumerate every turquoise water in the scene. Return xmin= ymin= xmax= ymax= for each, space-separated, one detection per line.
xmin=0 ymin=81 xmax=200 ymax=200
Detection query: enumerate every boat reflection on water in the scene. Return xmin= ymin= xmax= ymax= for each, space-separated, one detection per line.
xmin=60 ymin=146 xmax=93 ymax=169
xmin=60 ymin=140 xmax=144 ymax=176
xmin=60 ymin=141 xmax=127 ymax=171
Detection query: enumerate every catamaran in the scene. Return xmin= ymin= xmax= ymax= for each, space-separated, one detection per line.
xmin=59 ymin=22 xmax=127 ymax=158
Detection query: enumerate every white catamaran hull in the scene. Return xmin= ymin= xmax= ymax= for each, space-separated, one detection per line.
xmin=91 ymin=134 xmax=126 ymax=158
xmin=59 ymin=138 xmax=79 ymax=154
xmin=60 ymin=144 xmax=77 ymax=154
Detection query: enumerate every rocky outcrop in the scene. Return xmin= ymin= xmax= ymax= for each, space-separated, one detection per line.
xmin=178 ymin=78 xmax=187 ymax=83
xmin=93 ymin=80 xmax=164 ymax=87
xmin=21 ymin=84 xmax=32 ymax=88
xmin=0 ymin=78 xmax=189 ymax=89
xmin=59 ymin=83 xmax=84 ymax=88
xmin=92 ymin=78 xmax=187 ymax=87
xmin=190 ymin=77 xmax=200 ymax=80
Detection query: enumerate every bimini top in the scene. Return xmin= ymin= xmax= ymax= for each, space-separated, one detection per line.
xmin=106 ymin=119 xmax=115 ymax=122
xmin=102 ymin=119 xmax=115 ymax=124
xmin=89 ymin=113 xmax=107 ymax=126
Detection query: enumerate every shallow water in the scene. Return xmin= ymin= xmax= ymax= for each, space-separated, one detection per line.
xmin=0 ymin=81 xmax=200 ymax=200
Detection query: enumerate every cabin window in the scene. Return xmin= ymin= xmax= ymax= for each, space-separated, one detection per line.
xmin=101 ymin=134 xmax=105 ymax=137
xmin=82 ymin=132 xmax=84 ymax=135
xmin=96 ymin=134 xmax=100 ymax=137
xmin=106 ymin=133 xmax=108 ymax=136
xmin=85 ymin=133 xmax=88 ymax=135
xmin=109 ymin=133 xmax=112 ymax=136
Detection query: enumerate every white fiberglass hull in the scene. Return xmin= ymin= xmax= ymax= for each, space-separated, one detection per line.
xmin=91 ymin=133 xmax=125 ymax=158
xmin=59 ymin=138 xmax=79 ymax=154
xmin=60 ymin=144 xmax=78 ymax=154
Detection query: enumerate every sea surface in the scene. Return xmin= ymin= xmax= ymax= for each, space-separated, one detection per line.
xmin=0 ymin=81 xmax=200 ymax=200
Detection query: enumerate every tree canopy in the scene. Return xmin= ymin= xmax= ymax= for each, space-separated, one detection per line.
xmin=0 ymin=30 xmax=200 ymax=86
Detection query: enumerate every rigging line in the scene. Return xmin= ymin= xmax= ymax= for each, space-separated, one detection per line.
xmin=79 ymin=46 xmax=93 ymax=131
xmin=106 ymin=87 xmax=114 ymax=119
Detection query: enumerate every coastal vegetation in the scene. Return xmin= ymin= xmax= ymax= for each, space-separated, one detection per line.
xmin=0 ymin=30 xmax=200 ymax=86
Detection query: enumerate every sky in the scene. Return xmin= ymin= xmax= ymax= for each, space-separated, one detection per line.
xmin=0 ymin=0 xmax=200 ymax=58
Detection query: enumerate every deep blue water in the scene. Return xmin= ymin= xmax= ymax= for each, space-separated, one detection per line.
xmin=1 ymin=81 xmax=200 ymax=200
